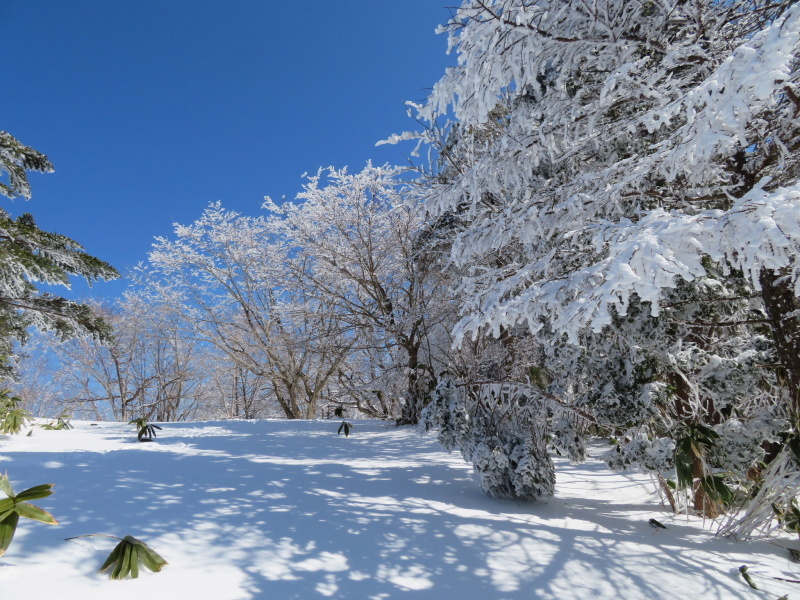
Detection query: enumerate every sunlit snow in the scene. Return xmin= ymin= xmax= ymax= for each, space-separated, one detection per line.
xmin=0 ymin=420 xmax=795 ymax=599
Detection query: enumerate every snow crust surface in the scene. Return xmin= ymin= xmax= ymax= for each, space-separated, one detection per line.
xmin=0 ymin=420 xmax=795 ymax=599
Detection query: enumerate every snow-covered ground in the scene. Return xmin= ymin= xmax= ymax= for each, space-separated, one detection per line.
xmin=0 ymin=419 xmax=796 ymax=599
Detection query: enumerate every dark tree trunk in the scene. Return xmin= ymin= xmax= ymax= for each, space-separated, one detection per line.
xmin=760 ymin=267 xmax=800 ymax=414
xmin=396 ymin=339 xmax=429 ymax=426
xmin=667 ymin=367 xmax=720 ymax=517
xmin=692 ymin=452 xmax=721 ymax=519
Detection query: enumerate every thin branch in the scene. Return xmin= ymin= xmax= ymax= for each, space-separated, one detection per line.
xmin=457 ymin=379 xmax=597 ymax=423
xmin=672 ymin=318 xmax=771 ymax=327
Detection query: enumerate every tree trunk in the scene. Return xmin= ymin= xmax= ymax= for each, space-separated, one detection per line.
xmin=692 ymin=452 xmax=721 ymax=519
xmin=396 ymin=340 xmax=425 ymax=425
xmin=760 ymin=267 xmax=800 ymax=414
xmin=667 ymin=370 xmax=721 ymax=517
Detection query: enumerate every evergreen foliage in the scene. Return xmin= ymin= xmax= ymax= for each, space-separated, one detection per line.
xmin=0 ymin=131 xmax=118 ymax=375
xmin=391 ymin=0 xmax=800 ymax=521
xmin=420 ymin=377 xmax=588 ymax=500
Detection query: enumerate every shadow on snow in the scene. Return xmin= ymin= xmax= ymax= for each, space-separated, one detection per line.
xmin=0 ymin=420 xmax=793 ymax=599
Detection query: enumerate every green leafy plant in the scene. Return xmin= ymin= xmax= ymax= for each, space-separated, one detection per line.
xmin=337 ymin=421 xmax=353 ymax=437
xmin=129 ymin=417 xmax=162 ymax=442
xmin=0 ymin=473 xmax=58 ymax=557
xmin=674 ymin=423 xmax=733 ymax=514
xmin=0 ymin=390 xmax=32 ymax=435
xmin=772 ymin=498 xmax=800 ymax=536
xmin=40 ymin=414 xmax=73 ymax=431
xmin=67 ymin=534 xmax=167 ymax=579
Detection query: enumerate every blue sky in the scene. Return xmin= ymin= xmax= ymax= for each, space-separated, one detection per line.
xmin=4 ymin=2 xmax=455 ymax=299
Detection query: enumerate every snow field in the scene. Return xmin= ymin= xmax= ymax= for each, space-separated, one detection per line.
xmin=0 ymin=419 xmax=795 ymax=599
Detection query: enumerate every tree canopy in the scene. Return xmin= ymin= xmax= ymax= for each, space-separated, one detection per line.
xmin=0 ymin=131 xmax=118 ymax=371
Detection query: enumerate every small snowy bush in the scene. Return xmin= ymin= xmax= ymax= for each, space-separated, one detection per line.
xmin=421 ymin=377 xmax=568 ymax=500
xmin=508 ymin=436 xmax=556 ymax=500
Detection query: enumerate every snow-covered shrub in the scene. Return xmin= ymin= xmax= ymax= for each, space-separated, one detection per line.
xmin=422 ymin=378 xmax=570 ymax=500
xmin=605 ymin=434 xmax=676 ymax=473
xmin=549 ymin=417 xmax=586 ymax=464
xmin=720 ymin=442 xmax=800 ymax=538
xmin=548 ymin=281 xmax=788 ymax=518
xmin=471 ymin=441 xmax=513 ymax=497
xmin=508 ymin=435 xmax=556 ymax=500
xmin=708 ymin=418 xmax=787 ymax=473
xmin=587 ymin=380 xmax=666 ymax=432
xmin=419 ymin=376 xmax=470 ymax=453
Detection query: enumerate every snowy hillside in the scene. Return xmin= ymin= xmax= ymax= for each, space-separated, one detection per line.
xmin=0 ymin=420 xmax=796 ymax=599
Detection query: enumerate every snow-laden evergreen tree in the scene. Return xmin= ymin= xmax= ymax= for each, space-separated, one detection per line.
xmin=389 ymin=0 xmax=800 ymax=522
xmin=398 ymin=0 xmax=799 ymax=352
xmin=421 ymin=376 xmax=581 ymax=500
xmin=0 ymin=131 xmax=118 ymax=375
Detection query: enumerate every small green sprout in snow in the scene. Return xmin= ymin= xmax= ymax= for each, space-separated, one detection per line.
xmin=67 ymin=534 xmax=168 ymax=580
xmin=739 ymin=565 xmax=758 ymax=590
xmin=40 ymin=414 xmax=74 ymax=430
xmin=129 ymin=417 xmax=162 ymax=442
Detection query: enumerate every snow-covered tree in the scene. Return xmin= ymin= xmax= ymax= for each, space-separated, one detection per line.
xmin=28 ymin=296 xmax=210 ymax=422
xmin=264 ymin=164 xmax=454 ymax=423
xmin=0 ymin=131 xmax=118 ymax=374
xmin=203 ymin=361 xmax=274 ymax=420
xmin=390 ymin=0 xmax=800 ymax=516
xmin=145 ymin=203 xmax=354 ymax=419
xmin=403 ymin=0 xmax=799 ymax=354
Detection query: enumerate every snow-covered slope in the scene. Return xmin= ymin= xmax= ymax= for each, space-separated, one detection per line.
xmin=0 ymin=420 xmax=795 ymax=599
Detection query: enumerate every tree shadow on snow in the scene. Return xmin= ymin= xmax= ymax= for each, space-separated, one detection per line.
xmin=1 ymin=420 xmax=795 ymax=599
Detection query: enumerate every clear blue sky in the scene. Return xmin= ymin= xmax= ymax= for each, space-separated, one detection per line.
xmin=4 ymin=2 xmax=455 ymax=299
